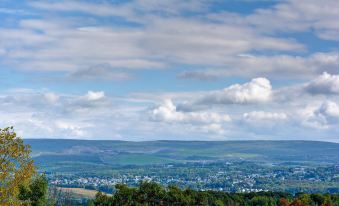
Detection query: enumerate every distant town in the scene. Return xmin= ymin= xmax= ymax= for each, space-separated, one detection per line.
xmin=47 ymin=161 xmax=339 ymax=194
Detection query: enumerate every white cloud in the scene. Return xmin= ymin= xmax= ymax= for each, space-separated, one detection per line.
xmin=0 ymin=0 xmax=306 ymax=81
xmin=299 ymin=101 xmax=339 ymax=129
xmin=142 ymin=17 xmax=303 ymax=65
xmin=316 ymin=101 xmax=339 ymax=120
xmin=243 ymin=111 xmax=288 ymax=121
xmin=246 ymin=0 xmax=339 ymax=41
xmin=200 ymin=123 xmax=226 ymax=136
xmin=54 ymin=120 xmax=88 ymax=137
xmin=85 ymin=91 xmax=105 ymax=101
xmin=44 ymin=92 xmax=59 ymax=104
xmin=197 ymin=77 xmax=272 ymax=105
xmin=0 ymin=89 xmax=144 ymax=139
xmin=2 ymin=0 xmax=338 ymax=83
xmin=0 ymin=81 xmax=339 ymax=141
xmin=30 ymin=1 xmax=133 ymax=18
xmin=305 ymin=72 xmax=339 ymax=95
xmin=150 ymin=99 xmax=231 ymax=124
xmin=179 ymin=52 xmax=339 ymax=80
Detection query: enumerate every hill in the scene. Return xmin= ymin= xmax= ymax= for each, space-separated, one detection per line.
xmin=24 ymin=140 xmax=339 ymax=194
xmin=25 ymin=140 xmax=339 ymax=170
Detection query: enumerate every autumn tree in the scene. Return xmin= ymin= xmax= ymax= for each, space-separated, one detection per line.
xmin=279 ymin=198 xmax=290 ymax=206
xmin=0 ymin=127 xmax=35 ymax=205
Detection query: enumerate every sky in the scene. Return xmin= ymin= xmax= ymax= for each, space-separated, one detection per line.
xmin=1 ymin=0 xmax=339 ymax=142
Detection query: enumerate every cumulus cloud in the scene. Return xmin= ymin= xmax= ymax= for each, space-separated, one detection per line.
xmin=300 ymin=101 xmax=339 ymax=129
xmin=54 ymin=120 xmax=89 ymax=137
xmin=150 ymin=99 xmax=231 ymax=124
xmin=239 ymin=110 xmax=289 ymax=134
xmin=315 ymin=101 xmax=339 ymax=121
xmin=86 ymin=91 xmax=105 ymax=101
xmin=305 ymin=72 xmax=339 ymax=95
xmin=197 ymin=77 xmax=272 ymax=105
xmin=0 ymin=89 xmax=145 ymax=139
xmin=0 ymin=82 xmax=338 ymax=141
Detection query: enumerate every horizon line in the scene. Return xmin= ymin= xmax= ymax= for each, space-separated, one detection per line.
xmin=23 ymin=138 xmax=338 ymax=144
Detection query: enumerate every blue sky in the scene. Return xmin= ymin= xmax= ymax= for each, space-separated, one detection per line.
xmin=1 ymin=0 xmax=339 ymax=142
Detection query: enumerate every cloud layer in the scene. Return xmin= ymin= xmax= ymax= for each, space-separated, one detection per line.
xmin=3 ymin=0 xmax=338 ymax=80
xmin=0 ymin=74 xmax=337 ymax=141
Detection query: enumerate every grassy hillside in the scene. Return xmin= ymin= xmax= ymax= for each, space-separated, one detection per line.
xmin=25 ymin=140 xmax=339 ymax=172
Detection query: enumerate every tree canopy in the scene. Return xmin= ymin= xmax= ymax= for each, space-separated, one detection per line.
xmin=91 ymin=181 xmax=339 ymax=206
xmin=0 ymin=127 xmax=35 ymax=205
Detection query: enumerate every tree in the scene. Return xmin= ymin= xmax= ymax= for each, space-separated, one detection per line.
xmin=311 ymin=194 xmax=326 ymax=205
xmin=92 ymin=182 xmax=339 ymax=206
xmin=290 ymin=199 xmax=306 ymax=206
xmin=18 ymin=174 xmax=48 ymax=206
xmin=278 ymin=198 xmax=289 ymax=206
xmin=0 ymin=127 xmax=35 ymax=205
xmin=137 ymin=181 xmax=165 ymax=205
xmin=114 ymin=184 xmax=138 ymax=205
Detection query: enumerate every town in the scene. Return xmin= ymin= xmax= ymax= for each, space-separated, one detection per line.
xmin=47 ymin=161 xmax=339 ymax=194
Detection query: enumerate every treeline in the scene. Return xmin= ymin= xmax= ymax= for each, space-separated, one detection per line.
xmin=90 ymin=182 xmax=339 ymax=206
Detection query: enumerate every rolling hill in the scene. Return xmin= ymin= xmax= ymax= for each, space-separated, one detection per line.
xmin=25 ymin=140 xmax=339 ymax=171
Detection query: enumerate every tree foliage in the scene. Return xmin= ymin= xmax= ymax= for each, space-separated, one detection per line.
xmin=91 ymin=181 xmax=339 ymax=206
xmin=18 ymin=174 xmax=48 ymax=206
xmin=0 ymin=127 xmax=35 ymax=205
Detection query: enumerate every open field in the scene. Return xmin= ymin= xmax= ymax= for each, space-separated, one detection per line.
xmin=57 ymin=187 xmax=101 ymax=198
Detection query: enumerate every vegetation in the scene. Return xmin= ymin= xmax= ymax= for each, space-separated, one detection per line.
xmin=18 ymin=175 xmax=49 ymax=206
xmin=26 ymin=139 xmax=339 ymax=166
xmin=0 ymin=127 xmax=36 ymax=205
xmin=28 ymin=139 xmax=339 ymax=194
xmin=48 ymin=162 xmax=339 ymax=194
xmin=1 ymin=127 xmax=338 ymax=205
xmin=0 ymin=127 xmax=50 ymax=206
xmin=91 ymin=181 xmax=339 ymax=206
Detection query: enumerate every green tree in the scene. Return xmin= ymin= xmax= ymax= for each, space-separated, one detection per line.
xmin=19 ymin=174 xmax=48 ymax=206
xmin=249 ymin=196 xmax=276 ymax=206
xmin=137 ymin=181 xmax=165 ymax=205
xmin=164 ymin=185 xmax=193 ymax=205
xmin=91 ymin=192 xmax=114 ymax=206
xmin=311 ymin=194 xmax=326 ymax=205
xmin=296 ymin=193 xmax=311 ymax=206
xmin=91 ymin=181 xmax=339 ymax=206
xmin=114 ymin=184 xmax=138 ymax=206
xmin=0 ymin=127 xmax=35 ymax=205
